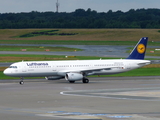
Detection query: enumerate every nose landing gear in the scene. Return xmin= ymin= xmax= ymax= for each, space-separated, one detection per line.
xmin=19 ymin=77 xmax=24 ymax=85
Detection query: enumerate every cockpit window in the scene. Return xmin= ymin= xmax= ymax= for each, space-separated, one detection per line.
xmin=9 ymin=66 xmax=17 ymax=68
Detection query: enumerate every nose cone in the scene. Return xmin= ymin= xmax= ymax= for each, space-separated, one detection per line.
xmin=3 ymin=68 xmax=11 ymax=76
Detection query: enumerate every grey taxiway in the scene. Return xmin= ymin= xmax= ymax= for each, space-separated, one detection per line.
xmin=0 ymin=76 xmax=160 ymax=120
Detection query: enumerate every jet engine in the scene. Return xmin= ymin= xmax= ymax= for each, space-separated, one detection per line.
xmin=65 ymin=73 xmax=83 ymax=81
xmin=45 ymin=76 xmax=64 ymax=80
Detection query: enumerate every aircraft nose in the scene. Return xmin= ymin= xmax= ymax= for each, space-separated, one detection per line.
xmin=3 ymin=68 xmax=10 ymax=76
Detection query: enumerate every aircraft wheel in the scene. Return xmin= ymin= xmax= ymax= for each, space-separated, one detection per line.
xmin=83 ymin=78 xmax=89 ymax=83
xmin=69 ymin=81 xmax=75 ymax=83
xmin=19 ymin=81 xmax=24 ymax=85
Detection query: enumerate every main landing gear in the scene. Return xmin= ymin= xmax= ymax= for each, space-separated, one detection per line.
xmin=69 ymin=78 xmax=89 ymax=83
xmin=82 ymin=78 xmax=89 ymax=83
xmin=69 ymin=81 xmax=75 ymax=83
xmin=19 ymin=77 xmax=24 ymax=85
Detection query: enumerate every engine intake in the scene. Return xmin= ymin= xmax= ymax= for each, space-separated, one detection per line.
xmin=65 ymin=73 xmax=83 ymax=81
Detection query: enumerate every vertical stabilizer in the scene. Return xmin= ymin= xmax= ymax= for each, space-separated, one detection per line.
xmin=127 ymin=37 xmax=148 ymax=60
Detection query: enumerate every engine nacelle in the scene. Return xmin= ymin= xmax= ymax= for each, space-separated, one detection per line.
xmin=65 ymin=73 xmax=83 ymax=81
xmin=45 ymin=76 xmax=64 ymax=80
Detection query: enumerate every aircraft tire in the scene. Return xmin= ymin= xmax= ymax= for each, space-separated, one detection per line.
xmin=19 ymin=81 xmax=24 ymax=85
xmin=83 ymin=78 xmax=89 ymax=83
xmin=69 ymin=81 xmax=75 ymax=83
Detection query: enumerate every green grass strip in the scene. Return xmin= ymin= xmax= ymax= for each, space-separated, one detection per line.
xmin=0 ymin=46 xmax=82 ymax=52
xmin=1 ymin=40 xmax=160 ymax=46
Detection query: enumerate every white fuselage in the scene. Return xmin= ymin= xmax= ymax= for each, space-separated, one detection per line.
xmin=3 ymin=59 xmax=151 ymax=77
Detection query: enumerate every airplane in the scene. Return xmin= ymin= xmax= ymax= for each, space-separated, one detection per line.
xmin=3 ymin=37 xmax=151 ymax=85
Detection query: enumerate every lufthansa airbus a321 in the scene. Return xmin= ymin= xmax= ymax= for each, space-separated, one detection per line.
xmin=3 ymin=37 xmax=150 ymax=85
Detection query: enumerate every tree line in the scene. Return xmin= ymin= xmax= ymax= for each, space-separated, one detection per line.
xmin=0 ymin=8 xmax=160 ymax=29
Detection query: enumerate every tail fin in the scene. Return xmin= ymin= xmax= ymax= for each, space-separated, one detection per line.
xmin=127 ymin=37 xmax=148 ymax=60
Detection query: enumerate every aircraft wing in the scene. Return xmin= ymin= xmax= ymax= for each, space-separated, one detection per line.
xmin=57 ymin=66 xmax=120 ymax=76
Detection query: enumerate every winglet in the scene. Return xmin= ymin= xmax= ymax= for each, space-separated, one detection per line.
xmin=127 ymin=37 xmax=148 ymax=60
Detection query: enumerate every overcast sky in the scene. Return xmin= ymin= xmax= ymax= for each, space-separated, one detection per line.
xmin=0 ymin=0 xmax=159 ymax=13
